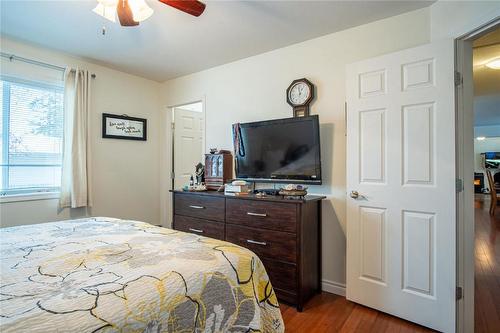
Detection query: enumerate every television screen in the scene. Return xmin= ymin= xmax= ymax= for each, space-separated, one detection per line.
xmin=484 ymin=152 xmax=500 ymax=169
xmin=234 ymin=116 xmax=321 ymax=184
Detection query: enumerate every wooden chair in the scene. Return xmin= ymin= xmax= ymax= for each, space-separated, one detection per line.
xmin=485 ymin=169 xmax=499 ymax=216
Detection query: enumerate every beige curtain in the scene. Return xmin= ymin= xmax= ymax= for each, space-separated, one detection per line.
xmin=59 ymin=68 xmax=92 ymax=208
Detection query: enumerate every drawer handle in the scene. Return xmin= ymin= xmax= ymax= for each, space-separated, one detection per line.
xmin=189 ymin=228 xmax=204 ymax=233
xmin=247 ymin=212 xmax=267 ymax=217
xmin=189 ymin=205 xmax=205 ymax=209
xmin=247 ymin=239 xmax=267 ymax=246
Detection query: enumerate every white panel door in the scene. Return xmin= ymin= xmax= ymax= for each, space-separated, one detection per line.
xmin=346 ymin=41 xmax=456 ymax=332
xmin=173 ymin=108 xmax=204 ymax=189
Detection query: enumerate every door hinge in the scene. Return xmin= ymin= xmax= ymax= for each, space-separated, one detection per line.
xmin=170 ymin=171 xmax=175 ymax=179
xmin=171 ymin=122 xmax=175 ymax=130
xmin=454 ymin=71 xmax=463 ymax=86
xmin=456 ymin=286 xmax=463 ymax=300
xmin=456 ymin=178 xmax=464 ymax=193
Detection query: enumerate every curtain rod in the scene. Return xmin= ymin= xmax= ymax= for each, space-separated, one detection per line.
xmin=0 ymin=52 xmax=96 ymax=78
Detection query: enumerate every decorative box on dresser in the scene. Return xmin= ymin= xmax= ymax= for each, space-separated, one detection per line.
xmin=172 ymin=190 xmax=325 ymax=311
xmin=204 ymin=153 xmax=232 ymax=190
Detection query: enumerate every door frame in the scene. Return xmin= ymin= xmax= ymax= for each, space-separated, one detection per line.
xmin=161 ymin=97 xmax=206 ymax=228
xmin=170 ymin=100 xmax=206 ymax=190
xmin=455 ymin=17 xmax=500 ymax=333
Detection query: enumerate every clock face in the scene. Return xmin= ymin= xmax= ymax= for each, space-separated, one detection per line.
xmin=288 ymin=81 xmax=311 ymax=105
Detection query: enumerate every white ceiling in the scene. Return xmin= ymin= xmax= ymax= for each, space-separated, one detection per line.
xmin=473 ymin=42 xmax=500 ymax=97
xmin=473 ymin=28 xmax=500 ymax=127
xmin=1 ymin=0 xmax=433 ymax=82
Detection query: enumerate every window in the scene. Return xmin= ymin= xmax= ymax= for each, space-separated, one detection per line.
xmin=0 ymin=76 xmax=64 ymax=196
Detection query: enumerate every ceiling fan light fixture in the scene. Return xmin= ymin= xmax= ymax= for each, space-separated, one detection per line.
xmin=128 ymin=0 xmax=154 ymax=22
xmin=93 ymin=0 xmax=118 ymax=22
xmin=93 ymin=0 xmax=205 ymax=26
xmin=485 ymin=58 xmax=500 ymax=70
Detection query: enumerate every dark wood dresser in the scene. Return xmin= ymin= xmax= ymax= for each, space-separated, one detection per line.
xmin=172 ymin=190 xmax=325 ymax=311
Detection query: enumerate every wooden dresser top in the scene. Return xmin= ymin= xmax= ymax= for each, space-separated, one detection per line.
xmin=171 ymin=189 xmax=326 ymax=204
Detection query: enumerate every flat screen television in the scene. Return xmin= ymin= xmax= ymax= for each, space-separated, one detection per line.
xmin=233 ymin=115 xmax=322 ymax=184
xmin=483 ymin=152 xmax=500 ymax=169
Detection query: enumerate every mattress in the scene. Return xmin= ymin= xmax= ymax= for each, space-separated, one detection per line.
xmin=0 ymin=217 xmax=284 ymax=332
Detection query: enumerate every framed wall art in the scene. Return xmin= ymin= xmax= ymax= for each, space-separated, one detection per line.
xmin=102 ymin=113 xmax=147 ymax=141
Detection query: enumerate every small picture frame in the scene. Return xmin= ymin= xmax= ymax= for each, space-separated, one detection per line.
xmin=102 ymin=113 xmax=147 ymax=141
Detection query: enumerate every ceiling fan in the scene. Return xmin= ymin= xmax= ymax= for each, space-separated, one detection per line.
xmin=93 ymin=0 xmax=206 ymax=27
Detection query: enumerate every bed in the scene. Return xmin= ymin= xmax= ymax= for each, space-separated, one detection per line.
xmin=0 ymin=217 xmax=284 ymax=332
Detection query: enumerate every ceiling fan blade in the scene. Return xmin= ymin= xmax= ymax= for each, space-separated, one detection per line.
xmin=159 ymin=0 xmax=206 ymax=17
xmin=117 ymin=0 xmax=139 ymax=26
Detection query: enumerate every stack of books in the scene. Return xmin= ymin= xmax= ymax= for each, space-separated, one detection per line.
xmin=224 ymin=181 xmax=251 ymax=196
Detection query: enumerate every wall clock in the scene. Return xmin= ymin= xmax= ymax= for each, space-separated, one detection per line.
xmin=286 ymin=78 xmax=314 ymax=117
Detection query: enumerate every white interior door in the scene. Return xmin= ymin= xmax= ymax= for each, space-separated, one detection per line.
xmin=173 ymin=106 xmax=204 ymax=189
xmin=346 ymin=41 xmax=456 ymax=332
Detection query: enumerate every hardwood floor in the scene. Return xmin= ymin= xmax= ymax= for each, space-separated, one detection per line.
xmin=474 ymin=194 xmax=500 ymax=333
xmin=280 ymin=292 xmax=432 ymax=332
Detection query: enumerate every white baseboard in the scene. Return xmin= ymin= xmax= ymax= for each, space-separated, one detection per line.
xmin=321 ymin=279 xmax=346 ymax=297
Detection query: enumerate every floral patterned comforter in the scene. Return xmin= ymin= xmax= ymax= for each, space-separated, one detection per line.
xmin=0 ymin=217 xmax=284 ymax=333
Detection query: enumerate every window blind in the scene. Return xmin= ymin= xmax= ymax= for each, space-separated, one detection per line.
xmin=0 ymin=76 xmax=64 ymax=195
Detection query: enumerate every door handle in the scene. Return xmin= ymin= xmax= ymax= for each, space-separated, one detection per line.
xmin=189 ymin=228 xmax=204 ymax=233
xmin=189 ymin=205 xmax=205 ymax=209
xmin=350 ymin=190 xmax=360 ymax=199
xmin=247 ymin=212 xmax=267 ymax=217
xmin=247 ymin=239 xmax=267 ymax=246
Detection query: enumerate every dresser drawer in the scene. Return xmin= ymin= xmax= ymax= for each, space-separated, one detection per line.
xmin=261 ymin=258 xmax=297 ymax=292
xmin=226 ymin=199 xmax=297 ymax=233
xmin=226 ymin=224 xmax=296 ymax=263
xmin=174 ymin=215 xmax=225 ymax=240
xmin=174 ymin=194 xmax=225 ymax=222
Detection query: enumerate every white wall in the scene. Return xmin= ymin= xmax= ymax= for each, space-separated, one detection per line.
xmin=430 ymin=2 xmax=500 ymax=331
xmin=0 ymin=37 xmax=162 ymax=228
xmin=159 ymin=8 xmax=431 ymax=290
